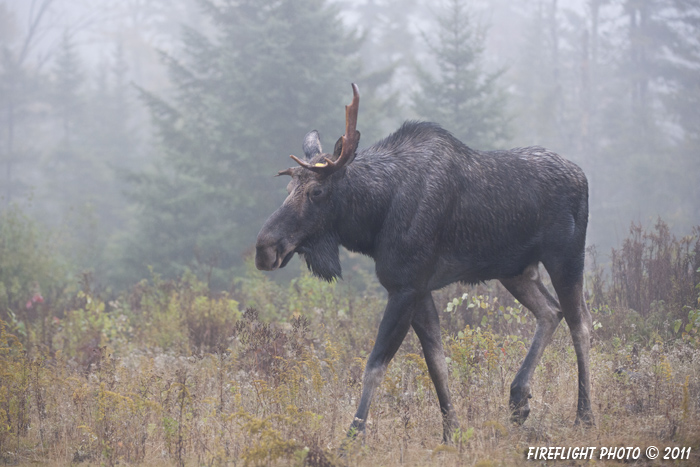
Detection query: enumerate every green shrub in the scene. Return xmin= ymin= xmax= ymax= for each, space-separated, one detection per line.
xmin=0 ymin=205 xmax=70 ymax=345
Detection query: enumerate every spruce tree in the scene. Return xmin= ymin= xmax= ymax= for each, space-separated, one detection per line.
xmin=510 ymin=0 xmax=700 ymax=247
xmin=651 ymin=0 xmax=700 ymax=223
xmin=39 ymin=36 xmax=139 ymax=277
xmin=123 ymin=0 xmax=362 ymax=286
xmin=46 ymin=33 xmax=87 ymax=215
xmin=412 ymin=0 xmax=510 ymax=149
xmin=597 ymin=0 xmax=699 ymax=231
xmin=43 ymin=33 xmax=108 ymax=272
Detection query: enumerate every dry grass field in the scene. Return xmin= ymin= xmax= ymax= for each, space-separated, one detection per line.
xmin=1 ymin=221 xmax=699 ymax=466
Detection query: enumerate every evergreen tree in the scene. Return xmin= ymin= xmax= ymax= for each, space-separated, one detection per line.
xmin=412 ymin=0 xmax=510 ymax=149
xmin=40 ymin=36 xmax=138 ymax=278
xmin=52 ymin=32 xmax=84 ymax=146
xmin=510 ymin=0 xmax=699 ymax=248
xmin=46 ymin=33 xmax=88 ymax=215
xmin=659 ymin=0 xmax=700 ymax=222
xmin=86 ymin=43 xmax=136 ymax=228
xmin=123 ymin=0 xmax=362 ymax=286
xmin=664 ymin=0 xmax=700 ymax=143
xmin=510 ymin=0 xmax=570 ymax=150
xmin=596 ymin=0 xmax=698 ymax=231
xmin=338 ymin=0 xmax=419 ymax=137
xmin=42 ymin=33 xmax=105 ymax=271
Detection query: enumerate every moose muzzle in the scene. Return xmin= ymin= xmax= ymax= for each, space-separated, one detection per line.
xmin=255 ymin=231 xmax=296 ymax=271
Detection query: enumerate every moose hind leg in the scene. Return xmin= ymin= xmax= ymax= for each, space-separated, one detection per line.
xmin=412 ymin=294 xmax=459 ymax=443
xmin=500 ymin=264 xmax=562 ymax=424
xmin=550 ymin=276 xmax=595 ymax=425
xmin=348 ymin=289 xmax=417 ymax=437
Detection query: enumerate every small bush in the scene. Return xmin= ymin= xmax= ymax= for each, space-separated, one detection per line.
xmin=0 ymin=205 xmax=70 ymax=346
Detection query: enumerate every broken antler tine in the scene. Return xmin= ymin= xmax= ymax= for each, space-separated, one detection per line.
xmin=276 ymin=167 xmax=295 ymax=177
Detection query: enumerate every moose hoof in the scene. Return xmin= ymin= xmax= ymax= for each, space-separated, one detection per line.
xmin=574 ymin=411 xmax=595 ymax=427
xmin=511 ymin=404 xmax=530 ymax=425
xmin=510 ymin=387 xmax=532 ymax=425
xmin=339 ymin=418 xmax=366 ymax=457
xmin=442 ymin=412 xmax=460 ymax=444
xmin=346 ymin=417 xmax=366 ymax=439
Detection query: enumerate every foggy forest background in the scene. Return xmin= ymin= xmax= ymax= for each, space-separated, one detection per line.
xmin=1 ymin=0 xmax=699 ymax=295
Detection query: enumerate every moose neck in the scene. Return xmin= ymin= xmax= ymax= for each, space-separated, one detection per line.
xmin=333 ymin=156 xmax=394 ymax=258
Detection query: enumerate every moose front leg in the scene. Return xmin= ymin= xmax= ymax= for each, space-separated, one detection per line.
xmin=348 ymin=289 xmax=418 ymax=437
xmin=412 ymin=294 xmax=459 ymax=443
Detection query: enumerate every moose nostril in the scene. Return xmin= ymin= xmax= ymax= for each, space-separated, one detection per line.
xmin=254 ymin=243 xmax=276 ymax=270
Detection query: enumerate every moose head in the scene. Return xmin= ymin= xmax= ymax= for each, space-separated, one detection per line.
xmin=255 ymin=84 xmax=360 ymax=281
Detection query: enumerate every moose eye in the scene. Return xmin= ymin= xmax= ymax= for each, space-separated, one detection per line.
xmin=309 ymin=187 xmax=324 ymax=200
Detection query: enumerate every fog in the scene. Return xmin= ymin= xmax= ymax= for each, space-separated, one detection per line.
xmin=1 ymin=0 xmax=698 ymax=290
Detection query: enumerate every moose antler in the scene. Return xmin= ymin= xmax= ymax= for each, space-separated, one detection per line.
xmin=276 ymin=168 xmax=295 ymax=177
xmin=291 ymin=83 xmax=360 ymax=175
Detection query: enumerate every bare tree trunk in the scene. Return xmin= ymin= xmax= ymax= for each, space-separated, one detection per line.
xmin=2 ymin=0 xmax=55 ymax=206
xmin=580 ymin=28 xmax=590 ymax=153
xmin=5 ymin=96 xmax=14 ymax=205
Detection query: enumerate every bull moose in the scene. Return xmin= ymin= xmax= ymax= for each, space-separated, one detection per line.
xmin=255 ymin=83 xmax=594 ymax=442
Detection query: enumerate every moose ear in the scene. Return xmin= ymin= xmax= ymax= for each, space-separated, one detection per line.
xmin=331 ymin=131 xmax=360 ymax=161
xmin=331 ymin=136 xmax=343 ymax=160
xmin=302 ymin=130 xmax=323 ymax=160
